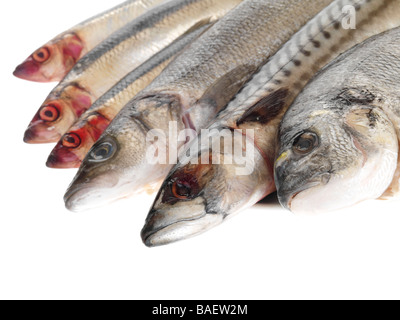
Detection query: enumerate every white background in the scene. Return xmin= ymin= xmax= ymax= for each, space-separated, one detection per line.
xmin=1 ymin=0 xmax=400 ymax=300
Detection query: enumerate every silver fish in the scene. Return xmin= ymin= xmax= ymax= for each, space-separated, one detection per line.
xmin=275 ymin=26 xmax=400 ymax=214
xmin=13 ymin=0 xmax=167 ymax=82
xmin=142 ymin=0 xmax=400 ymax=246
xmin=47 ymin=24 xmax=211 ymax=169
xmin=24 ymin=0 xmax=239 ymax=144
xmin=64 ymin=0 xmax=333 ymax=212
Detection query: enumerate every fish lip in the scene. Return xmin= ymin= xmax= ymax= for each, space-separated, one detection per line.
xmin=141 ymin=207 xmax=209 ymax=247
xmin=13 ymin=60 xmax=46 ymax=82
xmin=277 ymin=179 xmax=324 ymax=211
xmin=46 ymin=150 xmax=81 ymax=169
xmin=23 ymin=126 xmax=60 ymax=144
xmin=141 ymin=215 xmax=206 ymax=247
xmin=63 ymin=184 xmax=91 ymax=211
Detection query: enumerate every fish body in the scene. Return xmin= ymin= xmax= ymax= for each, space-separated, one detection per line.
xmin=23 ymin=0 xmax=239 ymax=144
xmin=64 ymin=0 xmax=333 ymax=213
xmin=275 ymin=26 xmax=400 ymax=214
xmin=142 ymin=0 xmax=400 ymax=246
xmin=47 ymin=25 xmax=210 ymax=168
xmin=13 ymin=0 xmax=167 ymax=82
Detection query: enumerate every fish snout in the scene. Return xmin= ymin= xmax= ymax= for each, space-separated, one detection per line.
xmin=13 ymin=58 xmax=43 ymax=82
xmin=23 ymin=124 xmax=60 ymax=144
xmin=141 ymin=199 xmax=223 ymax=247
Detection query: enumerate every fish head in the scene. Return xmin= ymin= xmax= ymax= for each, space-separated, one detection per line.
xmin=141 ymin=129 xmax=274 ymax=247
xmin=23 ymin=84 xmax=92 ymax=144
xmin=275 ymin=88 xmax=398 ymax=214
xmin=47 ymin=113 xmax=110 ymax=168
xmin=13 ymin=33 xmax=83 ymax=82
xmin=63 ymin=109 xmax=168 ymax=212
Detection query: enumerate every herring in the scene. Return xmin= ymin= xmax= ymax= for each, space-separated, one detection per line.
xmin=23 ymin=0 xmax=239 ymax=144
xmin=13 ymin=0 xmax=166 ymax=82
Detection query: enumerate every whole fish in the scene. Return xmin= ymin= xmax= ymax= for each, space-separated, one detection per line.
xmin=275 ymin=26 xmax=400 ymax=214
xmin=23 ymin=0 xmax=238 ymax=144
xmin=64 ymin=0 xmax=334 ymax=212
xmin=46 ymin=25 xmax=210 ymax=168
xmin=13 ymin=0 xmax=167 ymax=82
xmin=142 ymin=0 xmax=400 ymax=246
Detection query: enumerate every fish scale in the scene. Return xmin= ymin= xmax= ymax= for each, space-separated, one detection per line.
xmin=142 ymin=0 xmax=400 ymax=246
xmin=23 ymin=0 xmax=240 ymax=144
xmin=13 ymin=0 xmax=167 ymax=82
xmin=47 ymin=25 xmax=211 ymax=168
xmin=64 ymin=0 xmax=334 ymax=213
xmin=276 ymin=27 xmax=400 ymax=213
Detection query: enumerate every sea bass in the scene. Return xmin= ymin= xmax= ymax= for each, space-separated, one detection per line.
xmin=13 ymin=0 xmax=167 ymax=82
xmin=46 ymin=25 xmax=210 ymax=168
xmin=64 ymin=0 xmax=334 ymax=212
xmin=23 ymin=0 xmax=239 ymax=144
xmin=142 ymin=0 xmax=400 ymax=246
xmin=275 ymin=26 xmax=400 ymax=214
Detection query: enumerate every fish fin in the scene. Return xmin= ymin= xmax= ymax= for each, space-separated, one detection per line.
xmin=182 ymin=17 xmax=217 ymax=38
xmin=236 ymin=88 xmax=289 ymax=126
xmin=197 ymin=64 xmax=259 ymax=114
xmin=380 ymin=141 xmax=400 ymax=200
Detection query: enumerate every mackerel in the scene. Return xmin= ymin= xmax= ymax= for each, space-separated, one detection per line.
xmin=142 ymin=0 xmax=400 ymax=246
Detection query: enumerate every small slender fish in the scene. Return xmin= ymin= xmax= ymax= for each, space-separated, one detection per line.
xmin=275 ymin=26 xmax=400 ymax=214
xmin=142 ymin=0 xmax=400 ymax=246
xmin=46 ymin=25 xmax=210 ymax=168
xmin=13 ymin=0 xmax=166 ymax=82
xmin=23 ymin=0 xmax=238 ymax=144
xmin=64 ymin=0 xmax=333 ymax=212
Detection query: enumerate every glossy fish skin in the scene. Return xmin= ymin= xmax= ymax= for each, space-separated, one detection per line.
xmin=13 ymin=0 xmax=166 ymax=82
xmin=46 ymin=25 xmax=210 ymax=169
xmin=142 ymin=0 xmax=400 ymax=246
xmin=275 ymin=27 xmax=400 ymax=214
xmin=23 ymin=0 xmax=238 ymax=144
xmin=64 ymin=0 xmax=327 ymax=213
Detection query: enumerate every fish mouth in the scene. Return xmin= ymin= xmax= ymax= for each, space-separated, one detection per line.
xmin=46 ymin=146 xmax=81 ymax=169
xmin=46 ymin=152 xmax=80 ymax=169
xmin=23 ymin=124 xmax=60 ymax=144
xmin=13 ymin=59 xmax=47 ymax=83
xmin=141 ymin=203 xmax=223 ymax=247
xmin=277 ymin=179 xmax=324 ymax=213
xmin=64 ymin=173 xmax=136 ymax=212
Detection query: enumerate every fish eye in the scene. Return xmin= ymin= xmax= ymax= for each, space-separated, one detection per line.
xmin=89 ymin=140 xmax=116 ymax=162
xmin=292 ymin=132 xmax=319 ymax=155
xmin=39 ymin=103 xmax=60 ymax=122
xmin=62 ymin=133 xmax=81 ymax=149
xmin=172 ymin=180 xmax=193 ymax=199
xmin=32 ymin=47 xmax=50 ymax=63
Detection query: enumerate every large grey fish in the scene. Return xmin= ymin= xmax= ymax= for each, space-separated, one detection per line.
xmin=142 ymin=0 xmax=400 ymax=246
xmin=23 ymin=0 xmax=239 ymax=144
xmin=14 ymin=0 xmax=167 ymax=82
xmin=275 ymin=26 xmax=400 ymax=214
xmin=46 ymin=24 xmax=211 ymax=169
xmin=64 ymin=0 xmax=335 ymax=212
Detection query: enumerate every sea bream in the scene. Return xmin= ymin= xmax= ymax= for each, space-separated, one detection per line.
xmin=13 ymin=0 xmax=167 ymax=82
xmin=275 ymin=26 xmax=400 ymax=214
xmin=23 ymin=0 xmax=240 ymax=144
xmin=64 ymin=0 xmax=335 ymax=212
xmin=46 ymin=25 xmax=210 ymax=168
xmin=141 ymin=0 xmax=400 ymax=246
